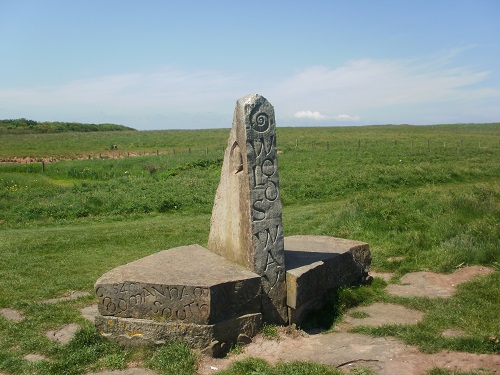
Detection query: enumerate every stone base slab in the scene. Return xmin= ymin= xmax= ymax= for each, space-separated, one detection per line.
xmin=95 ymin=312 xmax=262 ymax=351
xmin=95 ymin=245 xmax=261 ymax=325
xmin=284 ymin=235 xmax=371 ymax=325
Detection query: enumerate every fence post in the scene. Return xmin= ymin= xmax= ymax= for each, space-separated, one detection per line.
xmin=42 ymin=160 xmax=45 ymax=172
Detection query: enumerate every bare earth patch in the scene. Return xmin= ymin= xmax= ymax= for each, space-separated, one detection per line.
xmin=80 ymin=304 xmax=99 ymax=322
xmin=24 ymin=353 xmax=48 ymax=362
xmin=337 ymin=303 xmax=424 ymax=331
xmin=45 ymin=323 xmax=80 ymax=344
xmin=386 ymin=266 xmax=494 ymax=298
xmin=0 ymin=308 xmax=24 ymax=322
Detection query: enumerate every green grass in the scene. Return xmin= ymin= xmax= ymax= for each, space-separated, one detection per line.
xmin=348 ymin=311 xmax=370 ymax=319
xmin=147 ymin=341 xmax=198 ymax=375
xmin=261 ymin=324 xmax=280 ymax=340
xmin=0 ymin=123 xmax=499 ymax=373
xmin=427 ymin=368 xmax=495 ymax=375
xmin=216 ymin=357 xmax=342 ymax=375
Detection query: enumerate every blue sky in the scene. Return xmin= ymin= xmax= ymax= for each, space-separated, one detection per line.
xmin=1 ymin=1 xmax=499 ymax=130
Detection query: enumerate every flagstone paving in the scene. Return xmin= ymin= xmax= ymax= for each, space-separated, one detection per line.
xmin=3 ymin=267 xmax=496 ymax=374
xmin=198 ymin=266 xmax=499 ymax=375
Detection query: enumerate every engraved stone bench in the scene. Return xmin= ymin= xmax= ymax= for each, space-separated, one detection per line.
xmin=94 ymin=94 xmax=371 ymax=354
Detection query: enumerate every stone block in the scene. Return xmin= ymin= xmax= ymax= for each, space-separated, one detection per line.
xmin=95 ymin=245 xmax=261 ymax=325
xmin=208 ymin=94 xmax=287 ymax=324
xmin=284 ymin=235 xmax=371 ymax=324
xmin=95 ymin=312 xmax=262 ymax=350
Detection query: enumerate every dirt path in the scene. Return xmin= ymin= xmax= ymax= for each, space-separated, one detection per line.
xmin=198 ymin=330 xmax=499 ymax=374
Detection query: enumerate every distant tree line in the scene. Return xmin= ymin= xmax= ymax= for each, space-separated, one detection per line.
xmin=0 ymin=118 xmax=136 ymax=134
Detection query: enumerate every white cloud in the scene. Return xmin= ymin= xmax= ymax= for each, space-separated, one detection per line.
xmin=0 ymin=48 xmax=498 ymax=128
xmin=293 ymin=111 xmax=361 ymax=122
xmin=334 ymin=114 xmax=361 ymax=121
xmin=270 ymin=52 xmax=499 ymax=124
xmin=0 ymin=67 xmax=242 ymax=113
xmin=294 ymin=110 xmax=328 ymax=120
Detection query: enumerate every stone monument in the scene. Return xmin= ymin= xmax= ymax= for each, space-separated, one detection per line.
xmin=208 ymin=94 xmax=287 ymax=324
xmin=94 ymin=93 xmax=371 ymax=355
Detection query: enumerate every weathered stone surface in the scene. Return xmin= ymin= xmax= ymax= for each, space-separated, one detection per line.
xmin=208 ymin=93 xmax=287 ymax=324
xmin=386 ymin=266 xmax=494 ymax=298
xmin=24 ymin=353 xmax=48 ymax=362
xmin=95 ymin=245 xmax=261 ymax=325
xmin=80 ymin=304 xmax=99 ymax=322
xmin=95 ymin=313 xmax=262 ymax=350
xmin=284 ymin=235 xmax=371 ymax=324
xmin=340 ymin=303 xmax=424 ymax=329
xmin=45 ymin=323 xmax=80 ymax=344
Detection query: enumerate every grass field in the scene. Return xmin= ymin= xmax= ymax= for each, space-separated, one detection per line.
xmin=0 ymin=123 xmax=499 ymax=374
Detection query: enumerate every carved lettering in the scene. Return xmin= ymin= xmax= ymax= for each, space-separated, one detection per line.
xmin=97 ymin=283 xmax=210 ymax=322
xmin=254 ymin=136 xmax=274 ymax=158
xmin=151 ymin=300 xmax=162 ymax=314
xmin=151 ymin=285 xmax=166 ymax=298
xmin=265 ymin=180 xmax=278 ymax=201
xmin=252 ymin=164 xmax=267 ymax=188
xmin=252 ymin=199 xmax=266 ymax=221
xmin=266 ymin=266 xmax=282 ymax=289
xmin=265 ymin=250 xmax=276 ymax=270
xmin=162 ymin=307 xmax=172 ymax=319
xmin=261 ymin=159 xmax=275 ymax=177
xmin=255 ymin=225 xmax=281 ymax=251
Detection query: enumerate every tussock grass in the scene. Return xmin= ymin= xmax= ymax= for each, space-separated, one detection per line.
xmin=148 ymin=341 xmax=198 ymax=374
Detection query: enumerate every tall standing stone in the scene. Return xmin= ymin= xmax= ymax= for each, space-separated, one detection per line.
xmin=208 ymin=94 xmax=287 ymax=324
